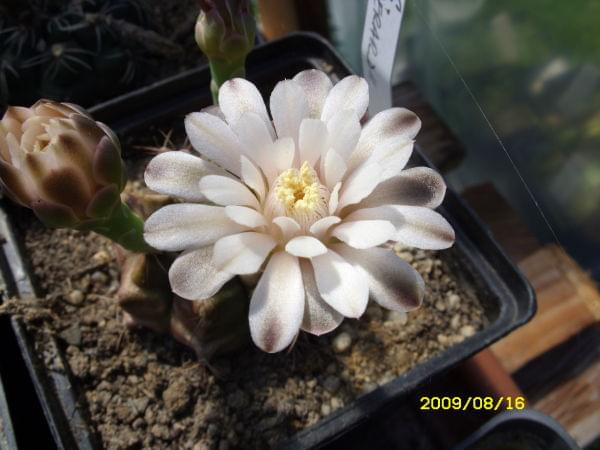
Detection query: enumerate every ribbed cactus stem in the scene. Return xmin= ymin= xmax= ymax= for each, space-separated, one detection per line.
xmin=92 ymin=202 xmax=153 ymax=253
xmin=208 ymin=57 xmax=246 ymax=103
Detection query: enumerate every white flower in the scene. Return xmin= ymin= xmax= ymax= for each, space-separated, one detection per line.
xmin=143 ymin=70 xmax=455 ymax=353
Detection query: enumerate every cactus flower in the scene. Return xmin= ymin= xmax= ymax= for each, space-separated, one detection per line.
xmin=144 ymin=70 xmax=455 ymax=353
xmin=0 ymin=100 xmax=149 ymax=252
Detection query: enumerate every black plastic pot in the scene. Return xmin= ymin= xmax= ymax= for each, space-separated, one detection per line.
xmin=454 ymin=410 xmax=580 ymax=450
xmin=0 ymin=372 xmax=17 ymax=450
xmin=0 ymin=32 xmax=536 ymax=449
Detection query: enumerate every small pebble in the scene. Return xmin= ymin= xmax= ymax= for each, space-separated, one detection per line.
xmin=460 ymin=325 xmax=476 ymax=337
xmin=447 ymin=293 xmax=461 ymax=308
xmin=323 ymin=376 xmax=341 ymax=393
xmin=91 ymin=271 xmax=108 ymax=284
xmin=66 ymin=289 xmax=84 ymax=305
xmin=330 ymin=397 xmax=342 ymax=410
xmin=434 ymin=300 xmax=446 ymax=311
xmin=450 ymin=314 xmax=461 ymax=329
xmin=321 ymin=403 xmax=331 ymax=416
xmin=59 ymin=324 xmax=82 ymax=346
xmin=92 ymin=250 xmax=111 ymax=264
xmin=437 ymin=334 xmax=449 ymax=345
xmin=332 ymin=332 xmax=352 ymax=353
xmin=385 ymin=310 xmax=407 ymax=324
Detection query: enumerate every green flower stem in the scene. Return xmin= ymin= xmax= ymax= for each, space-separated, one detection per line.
xmin=90 ymin=202 xmax=153 ymax=253
xmin=208 ymin=57 xmax=247 ymax=104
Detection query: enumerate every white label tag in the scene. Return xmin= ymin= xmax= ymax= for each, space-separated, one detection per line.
xmin=361 ymin=0 xmax=405 ymax=115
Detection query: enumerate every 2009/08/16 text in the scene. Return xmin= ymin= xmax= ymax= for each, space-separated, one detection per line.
xmin=420 ymin=396 xmax=526 ymax=411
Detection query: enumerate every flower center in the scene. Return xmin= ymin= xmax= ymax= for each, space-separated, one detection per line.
xmin=275 ymin=161 xmax=321 ymax=213
xmin=268 ymin=161 xmax=329 ymax=229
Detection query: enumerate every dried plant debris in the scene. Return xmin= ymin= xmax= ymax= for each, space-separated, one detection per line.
xmin=11 ymin=223 xmax=487 ymax=449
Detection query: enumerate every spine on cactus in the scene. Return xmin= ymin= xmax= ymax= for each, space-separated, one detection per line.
xmin=0 ymin=100 xmax=152 ymax=253
xmin=195 ymin=0 xmax=256 ymax=103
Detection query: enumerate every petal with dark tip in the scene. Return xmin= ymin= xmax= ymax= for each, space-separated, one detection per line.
xmin=31 ymin=199 xmax=79 ymax=228
xmin=70 ymin=113 xmax=105 ymax=146
xmin=249 ymin=252 xmax=304 ymax=353
xmin=345 ymin=205 xmax=455 ymax=250
xmin=349 ymin=108 xmax=421 ymax=170
xmin=144 ymin=204 xmax=246 ymax=252
xmin=311 ymin=249 xmax=369 ymax=318
xmin=93 ymin=136 xmax=124 ymax=188
xmin=300 ymin=259 xmax=343 ymax=336
xmin=355 ymin=166 xmax=446 ymax=210
xmin=144 ymin=151 xmax=225 ymax=202
xmin=169 ymin=246 xmax=234 ymax=301
xmin=293 ymin=69 xmax=333 ymax=118
xmin=333 ymin=244 xmax=425 ymax=312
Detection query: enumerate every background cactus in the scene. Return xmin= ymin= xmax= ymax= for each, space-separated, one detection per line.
xmin=0 ymin=0 xmax=200 ymax=108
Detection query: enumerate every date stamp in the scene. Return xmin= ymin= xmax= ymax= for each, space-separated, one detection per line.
xmin=419 ymin=396 xmax=526 ymax=411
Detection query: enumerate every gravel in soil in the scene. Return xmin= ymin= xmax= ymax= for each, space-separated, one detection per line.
xmin=4 ymin=221 xmax=488 ymax=450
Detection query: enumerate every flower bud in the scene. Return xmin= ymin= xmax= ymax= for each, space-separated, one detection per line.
xmin=0 ymin=99 xmax=125 ymax=228
xmin=195 ymin=0 xmax=255 ymax=64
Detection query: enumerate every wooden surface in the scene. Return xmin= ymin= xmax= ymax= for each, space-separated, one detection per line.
xmin=492 ymin=244 xmax=600 ymax=372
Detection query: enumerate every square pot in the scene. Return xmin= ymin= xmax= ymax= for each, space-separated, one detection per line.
xmin=0 ymin=33 xmax=535 ymax=449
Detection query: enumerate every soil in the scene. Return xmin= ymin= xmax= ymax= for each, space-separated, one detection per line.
xmin=4 ymin=218 xmax=488 ymax=449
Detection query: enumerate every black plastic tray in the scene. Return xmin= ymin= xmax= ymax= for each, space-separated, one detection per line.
xmin=0 ymin=372 xmax=17 ymax=450
xmin=0 ymin=32 xmax=535 ymax=449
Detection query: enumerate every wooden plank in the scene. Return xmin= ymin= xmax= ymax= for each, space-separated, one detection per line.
xmin=533 ymin=360 xmax=600 ymax=447
xmin=491 ymin=244 xmax=599 ymax=373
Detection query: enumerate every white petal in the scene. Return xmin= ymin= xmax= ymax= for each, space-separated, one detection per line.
xmin=293 ymin=69 xmax=333 ymax=118
xmin=269 ymin=79 xmax=309 ymax=146
xmin=326 ymin=109 xmax=361 ymax=159
xmin=231 ymin=112 xmax=275 ymax=173
xmin=144 ymin=204 xmax=245 ymax=251
xmin=213 ymin=232 xmax=276 ymax=275
xmin=272 ymin=216 xmax=301 ymax=241
xmin=349 ymin=107 xmax=421 ymax=170
xmin=323 ymin=149 xmax=347 ymax=190
xmin=300 ymin=259 xmax=343 ymax=335
xmin=309 ymin=216 xmax=341 ymax=240
xmin=169 ymin=246 xmax=234 ymax=301
xmin=285 ymin=236 xmax=328 ymax=258
xmin=199 ymin=175 xmax=260 ymax=209
xmin=225 ymin=205 xmax=266 ymax=228
xmin=249 ymin=252 xmax=304 ymax=353
xmin=272 ymin=137 xmax=296 ymax=174
xmin=201 ymin=105 xmax=225 ymax=120
xmin=328 ymin=182 xmax=341 ymax=215
xmin=368 ymin=140 xmax=414 ymax=182
xmin=337 ymin=163 xmax=382 ymax=210
xmin=298 ymin=118 xmax=327 ymax=167
xmin=346 ymin=205 xmax=455 ymax=250
xmin=333 ymin=244 xmax=424 ymax=312
xmin=332 ymin=220 xmax=395 ymax=249
xmin=311 ymin=250 xmax=368 ymax=318
xmin=321 ymin=75 xmax=369 ymax=122
xmin=185 ymin=112 xmax=244 ymax=175
xmin=144 ymin=151 xmax=225 ymax=202
xmin=218 ymin=78 xmax=272 ymax=133
xmin=240 ymin=156 xmax=266 ymax=201
xmin=356 ymin=166 xmax=446 ymax=210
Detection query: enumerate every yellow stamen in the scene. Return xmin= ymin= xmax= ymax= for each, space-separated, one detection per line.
xmin=275 ymin=161 xmax=321 ymax=214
